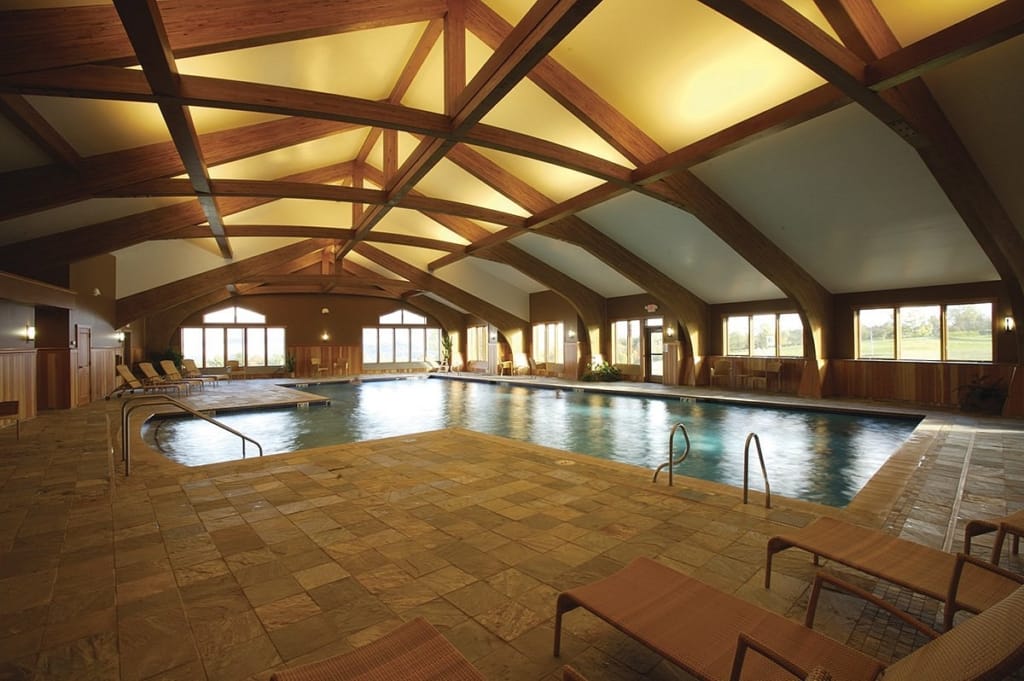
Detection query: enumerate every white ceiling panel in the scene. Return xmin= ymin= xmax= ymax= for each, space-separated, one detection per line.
xmin=691 ymin=104 xmax=999 ymax=293
xmin=579 ymin=192 xmax=784 ymax=303
xmin=512 ymin=232 xmax=643 ymax=299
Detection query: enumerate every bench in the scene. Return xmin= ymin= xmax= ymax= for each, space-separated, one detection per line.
xmin=0 ymin=401 xmax=19 ymax=439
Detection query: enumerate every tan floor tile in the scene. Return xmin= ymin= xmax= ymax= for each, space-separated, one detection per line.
xmin=255 ymin=592 xmax=321 ymax=631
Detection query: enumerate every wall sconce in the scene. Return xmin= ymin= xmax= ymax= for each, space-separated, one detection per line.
xmin=665 ymin=326 xmax=675 ymax=337
xmin=321 ymin=307 xmax=330 ymax=315
xmin=321 ymin=331 xmax=330 ymax=342
xmin=1005 ymin=316 xmax=1016 ymax=333
xmin=116 ymin=331 xmax=125 ymax=342
xmin=567 ymin=329 xmax=577 ymax=340
xmin=91 ymin=287 xmax=101 ymax=297
xmin=24 ymin=324 xmax=36 ymax=342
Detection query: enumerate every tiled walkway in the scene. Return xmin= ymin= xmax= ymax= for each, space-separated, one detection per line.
xmin=0 ymin=376 xmax=1021 ymax=680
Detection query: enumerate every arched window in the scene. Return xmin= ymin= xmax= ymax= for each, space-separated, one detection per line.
xmin=362 ymin=309 xmax=440 ymax=364
xmin=181 ymin=306 xmax=285 ymax=368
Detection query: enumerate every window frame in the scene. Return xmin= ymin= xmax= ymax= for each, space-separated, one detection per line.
xmin=724 ymin=312 xmax=804 ymax=358
xmin=855 ymin=301 xmax=993 ymax=362
xmin=182 ymin=320 xmax=285 ymax=370
xmin=362 ymin=309 xmax=442 ymax=366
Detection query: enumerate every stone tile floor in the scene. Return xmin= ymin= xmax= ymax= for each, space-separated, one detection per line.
xmin=0 ymin=375 xmax=1021 ymax=680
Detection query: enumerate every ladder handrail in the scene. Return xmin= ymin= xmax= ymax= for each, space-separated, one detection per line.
xmin=743 ymin=432 xmax=771 ymax=508
xmin=120 ymin=394 xmax=262 ymax=476
xmin=652 ymin=422 xmax=690 ymax=486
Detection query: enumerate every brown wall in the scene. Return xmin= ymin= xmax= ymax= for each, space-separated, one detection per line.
xmin=0 ymin=299 xmax=35 ymax=350
xmin=69 ymin=255 xmax=120 ymax=351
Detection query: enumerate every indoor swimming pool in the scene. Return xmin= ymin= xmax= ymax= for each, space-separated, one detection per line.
xmin=144 ymin=378 xmax=921 ymax=507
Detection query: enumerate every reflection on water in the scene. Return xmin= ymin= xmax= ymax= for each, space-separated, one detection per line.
xmin=145 ymin=379 xmax=919 ymax=507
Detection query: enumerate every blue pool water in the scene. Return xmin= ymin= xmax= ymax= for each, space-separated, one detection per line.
xmin=145 ymin=378 xmax=920 ymax=507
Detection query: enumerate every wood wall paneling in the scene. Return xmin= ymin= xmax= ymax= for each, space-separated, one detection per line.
xmin=0 ymin=349 xmax=37 ymax=425
xmin=36 ymin=348 xmax=71 ymax=410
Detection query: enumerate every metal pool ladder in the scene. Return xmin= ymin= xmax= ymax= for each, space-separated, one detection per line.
xmin=652 ymin=422 xmax=690 ymax=487
xmin=120 ymin=394 xmax=263 ymax=476
xmin=743 ymin=432 xmax=772 ymax=508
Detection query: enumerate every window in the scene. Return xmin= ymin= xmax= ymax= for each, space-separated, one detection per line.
xmin=612 ymin=319 xmax=641 ymax=365
xmin=857 ymin=302 xmax=992 ymax=361
xmin=532 ymin=322 xmax=564 ymax=364
xmin=725 ymin=313 xmax=804 ymax=358
xmin=362 ymin=309 xmax=441 ymax=365
xmin=182 ymin=306 xmax=284 ymax=369
xmin=466 ymin=325 xmax=488 ymax=362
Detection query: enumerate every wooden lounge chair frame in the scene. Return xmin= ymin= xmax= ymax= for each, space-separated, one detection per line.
xmin=160 ymin=359 xmax=215 ymax=389
xmin=181 ymin=358 xmax=226 ymax=382
xmin=269 ymin=617 xmax=485 ymax=681
xmin=765 ymin=516 xmax=1020 ymax=630
xmin=109 ymin=364 xmax=183 ymax=398
xmin=137 ymin=361 xmax=196 ymax=394
xmin=554 ymin=555 xmax=1024 ymax=681
xmin=965 ymin=509 xmax=1024 ymax=566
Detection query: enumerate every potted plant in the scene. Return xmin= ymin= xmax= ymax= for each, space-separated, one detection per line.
xmin=440 ymin=333 xmax=452 ymax=371
xmin=284 ymin=352 xmax=296 ymax=377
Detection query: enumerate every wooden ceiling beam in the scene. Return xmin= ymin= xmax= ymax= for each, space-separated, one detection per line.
xmin=164 ymin=225 xmax=462 ymax=253
xmin=0 ymin=163 xmax=353 ymax=270
xmin=0 ymin=65 xmax=631 ymax=186
xmin=114 ymin=0 xmax=232 ymax=258
xmin=0 ymin=117 xmax=357 ymax=222
xmin=353 ymin=242 xmax=528 ymax=336
xmin=866 ymin=0 xmax=1024 ymax=91
xmin=696 ymin=0 xmax=919 ymax=145
xmin=111 ymin=177 xmax=528 ymax=228
xmin=357 ymin=164 xmax=607 ymax=329
xmin=117 ymin=238 xmax=334 ymax=326
xmin=0 ymin=0 xmax=447 ymax=76
xmin=0 ymin=94 xmax=81 ymax=168
xmin=341 ymin=0 xmax=600 ymax=253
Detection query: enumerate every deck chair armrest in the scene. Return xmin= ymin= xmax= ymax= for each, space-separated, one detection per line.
xmin=729 ymin=631 xmax=806 ymax=681
xmin=948 ymin=551 xmax=1024 ymax=608
xmin=805 ymin=571 xmax=940 ymax=640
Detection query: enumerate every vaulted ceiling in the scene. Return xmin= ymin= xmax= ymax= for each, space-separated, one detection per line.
xmin=1 ymin=0 xmax=1022 ymax=354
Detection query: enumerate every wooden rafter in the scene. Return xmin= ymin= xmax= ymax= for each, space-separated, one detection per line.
xmin=0 ymin=163 xmax=354 ymax=269
xmin=0 ymin=94 xmax=81 ymax=168
xmin=113 ymin=0 xmax=232 ymax=258
xmin=0 ymin=116 xmax=357 ymax=222
xmin=340 ymin=0 xmax=601 ymax=255
xmin=0 ymin=0 xmax=448 ymax=75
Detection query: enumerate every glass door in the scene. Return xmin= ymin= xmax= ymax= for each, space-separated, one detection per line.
xmin=644 ymin=324 xmax=663 ymax=383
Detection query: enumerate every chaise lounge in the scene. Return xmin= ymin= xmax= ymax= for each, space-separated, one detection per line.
xmin=109 ymin=364 xmax=184 ymax=398
xmin=764 ymin=516 xmax=1021 ymax=630
xmin=554 ymin=555 xmax=1024 ymax=681
xmin=965 ymin=508 xmax=1024 ymax=566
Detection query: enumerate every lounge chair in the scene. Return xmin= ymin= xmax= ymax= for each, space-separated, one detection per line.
xmin=965 ymin=508 xmax=1024 ymax=566
xmin=137 ymin=361 xmax=195 ymax=395
xmin=160 ymin=359 xmax=215 ymax=389
xmin=181 ymin=358 xmax=226 ymax=382
xmin=554 ymin=555 xmax=1024 ymax=681
xmin=109 ymin=364 xmax=183 ymax=398
xmin=269 ymin=617 xmax=485 ymax=681
xmin=765 ymin=516 xmax=1021 ymax=629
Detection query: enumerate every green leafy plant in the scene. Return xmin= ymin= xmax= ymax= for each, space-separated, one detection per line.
xmin=955 ymin=375 xmax=1007 ymax=414
xmin=152 ymin=347 xmax=184 ymax=370
xmin=284 ymin=353 xmax=296 ymax=372
xmin=441 ymin=332 xmax=452 ymax=364
xmin=582 ymin=361 xmax=622 ymax=382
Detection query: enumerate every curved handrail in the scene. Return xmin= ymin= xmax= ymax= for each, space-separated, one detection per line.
xmin=652 ymin=422 xmax=690 ymax=486
xmin=120 ymin=394 xmax=262 ymax=476
xmin=743 ymin=432 xmax=771 ymax=508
